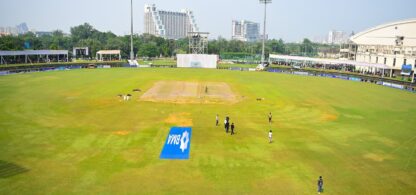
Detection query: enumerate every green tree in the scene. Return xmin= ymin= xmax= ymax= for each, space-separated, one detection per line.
xmin=49 ymin=30 xmax=72 ymax=49
xmin=174 ymin=38 xmax=189 ymax=54
xmin=300 ymin=38 xmax=315 ymax=56
xmin=70 ymin=23 xmax=95 ymax=44
xmin=268 ymin=39 xmax=286 ymax=54
xmin=0 ymin=35 xmax=24 ymax=50
xmin=138 ymin=43 xmax=158 ymax=58
xmin=21 ymin=32 xmax=42 ymax=49
xmin=105 ymin=37 xmax=125 ymax=50
xmin=77 ymin=39 xmax=103 ymax=58
xmin=0 ymin=23 xmax=341 ymax=61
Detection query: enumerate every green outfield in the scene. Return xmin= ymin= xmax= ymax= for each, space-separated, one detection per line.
xmin=0 ymin=68 xmax=415 ymax=194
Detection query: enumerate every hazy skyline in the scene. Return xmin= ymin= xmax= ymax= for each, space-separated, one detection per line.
xmin=0 ymin=0 xmax=415 ymax=42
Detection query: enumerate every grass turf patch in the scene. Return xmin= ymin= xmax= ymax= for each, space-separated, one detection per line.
xmin=0 ymin=68 xmax=415 ymax=194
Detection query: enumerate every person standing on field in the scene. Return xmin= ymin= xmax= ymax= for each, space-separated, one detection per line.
xmin=317 ymin=176 xmax=324 ymax=194
xmin=216 ymin=114 xmax=219 ymax=126
xmin=230 ymin=123 xmax=235 ymax=135
xmin=225 ymin=116 xmax=230 ymax=133
xmin=268 ymin=130 xmax=272 ymax=143
xmin=268 ymin=112 xmax=272 ymax=124
xmin=224 ymin=118 xmax=228 ymax=132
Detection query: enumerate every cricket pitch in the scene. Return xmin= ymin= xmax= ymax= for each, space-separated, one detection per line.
xmin=140 ymin=81 xmax=239 ymax=104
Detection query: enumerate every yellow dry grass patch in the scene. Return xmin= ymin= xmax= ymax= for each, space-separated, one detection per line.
xmin=321 ymin=113 xmax=338 ymax=121
xmin=165 ymin=112 xmax=193 ymax=126
xmin=363 ymin=152 xmax=394 ymax=162
xmin=369 ymin=136 xmax=398 ymax=147
xmin=113 ymin=130 xmax=131 ymax=136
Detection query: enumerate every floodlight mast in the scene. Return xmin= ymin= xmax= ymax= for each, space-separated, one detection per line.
xmin=260 ymin=0 xmax=271 ymax=66
xmin=130 ymin=0 xmax=134 ymax=60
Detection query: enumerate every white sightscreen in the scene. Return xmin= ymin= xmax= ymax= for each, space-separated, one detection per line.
xmin=177 ymin=54 xmax=218 ymax=69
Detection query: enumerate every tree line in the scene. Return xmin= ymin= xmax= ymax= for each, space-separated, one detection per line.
xmin=0 ymin=23 xmax=339 ymax=59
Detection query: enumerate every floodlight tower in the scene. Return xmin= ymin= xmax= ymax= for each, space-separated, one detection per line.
xmin=259 ymin=0 xmax=271 ymax=66
xmin=130 ymin=0 xmax=134 ymax=60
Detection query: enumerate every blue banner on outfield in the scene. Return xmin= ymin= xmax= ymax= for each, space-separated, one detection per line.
xmin=160 ymin=127 xmax=192 ymax=160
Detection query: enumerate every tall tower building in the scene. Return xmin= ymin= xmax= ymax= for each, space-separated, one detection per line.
xmin=144 ymin=4 xmax=199 ymax=40
xmin=232 ymin=20 xmax=260 ymax=42
xmin=328 ymin=30 xmax=349 ymax=44
xmin=16 ymin=23 xmax=29 ymax=35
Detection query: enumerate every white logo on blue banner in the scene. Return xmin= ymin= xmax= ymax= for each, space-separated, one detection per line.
xmin=160 ymin=127 xmax=192 ymax=160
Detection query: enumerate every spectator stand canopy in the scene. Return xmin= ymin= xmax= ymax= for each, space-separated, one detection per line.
xmin=96 ymin=50 xmax=121 ymax=61
xmin=269 ymin=54 xmax=391 ymax=76
xmin=0 ymin=50 xmax=69 ymax=65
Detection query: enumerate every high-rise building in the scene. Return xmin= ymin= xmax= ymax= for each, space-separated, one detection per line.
xmin=327 ymin=30 xmax=349 ymax=44
xmin=0 ymin=23 xmax=29 ymax=36
xmin=144 ymin=4 xmax=199 ymax=40
xmin=0 ymin=27 xmax=7 ymax=36
xmin=232 ymin=20 xmax=260 ymax=42
xmin=16 ymin=23 xmax=29 ymax=35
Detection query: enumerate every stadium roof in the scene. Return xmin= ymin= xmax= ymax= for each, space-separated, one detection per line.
xmin=350 ymin=18 xmax=416 ymax=46
xmin=96 ymin=50 xmax=121 ymax=55
xmin=0 ymin=50 xmax=68 ymax=56
xmin=269 ymin=54 xmax=390 ymax=69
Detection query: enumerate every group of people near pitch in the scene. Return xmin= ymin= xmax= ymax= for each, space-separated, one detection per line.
xmin=216 ymin=114 xmax=235 ymax=135
xmin=215 ymin=112 xmax=324 ymax=193
xmin=118 ymin=89 xmax=141 ymax=102
xmin=118 ymin=94 xmax=132 ymax=101
xmin=215 ymin=113 xmax=273 ymax=141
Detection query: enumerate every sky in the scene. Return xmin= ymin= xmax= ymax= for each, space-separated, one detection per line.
xmin=0 ymin=0 xmax=415 ymax=42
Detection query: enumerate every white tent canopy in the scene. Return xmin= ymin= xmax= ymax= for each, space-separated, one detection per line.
xmin=96 ymin=50 xmax=121 ymax=61
xmin=0 ymin=50 xmax=69 ymax=64
xmin=0 ymin=50 xmax=68 ymax=56
xmin=269 ymin=54 xmax=390 ymax=69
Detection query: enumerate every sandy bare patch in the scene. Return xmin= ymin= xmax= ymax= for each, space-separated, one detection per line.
xmin=363 ymin=153 xmax=394 ymax=162
xmin=113 ymin=131 xmax=131 ymax=136
xmin=140 ymin=81 xmax=238 ymax=104
xmin=321 ymin=113 xmax=338 ymax=121
xmin=165 ymin=112 xmax=193 ymax=126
